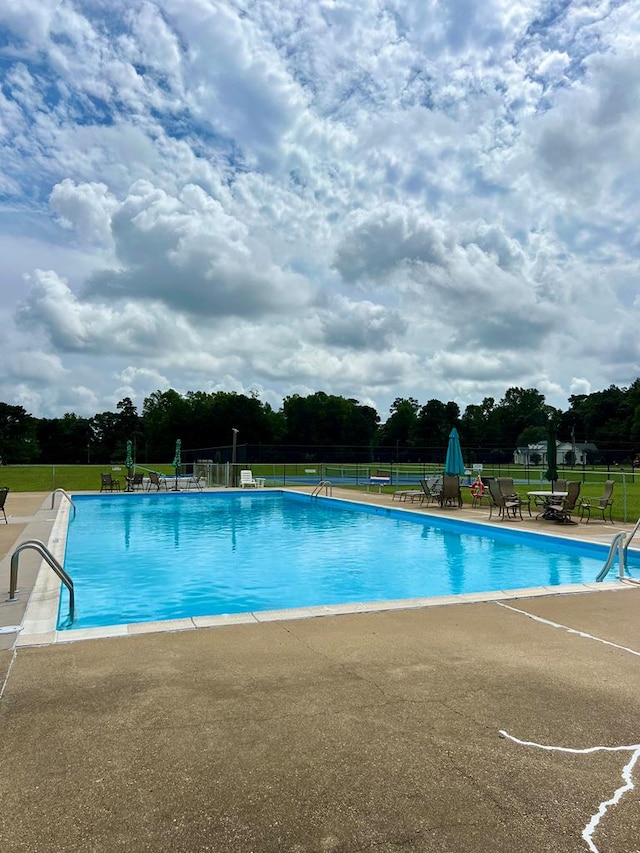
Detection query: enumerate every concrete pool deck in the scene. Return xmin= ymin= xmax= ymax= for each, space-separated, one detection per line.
xmin=1 ymin=489 xmax=640 ymax=851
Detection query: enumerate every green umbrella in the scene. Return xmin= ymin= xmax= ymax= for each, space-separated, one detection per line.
xmin=125 ymin=439 xmax=134 ymax=491
xmin=444 ymin=427 xmax=466 ymax=476
xmin=172 ymin=438 xmax=182 ymax=491
xmin=172 ymin=438 xmax=182 ymax=470
xmin=125 ymin=439 xmax=134 ymax=473
xmin=544 ymin=423 xmax=558 ymax=488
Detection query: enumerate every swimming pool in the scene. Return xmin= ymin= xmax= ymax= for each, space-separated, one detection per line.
xmin=57 ymin=491 xmax=626 ymax=631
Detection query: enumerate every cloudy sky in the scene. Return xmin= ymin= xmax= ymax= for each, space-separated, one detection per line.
xmin=1 ymin=0 xmax=639 ymax=419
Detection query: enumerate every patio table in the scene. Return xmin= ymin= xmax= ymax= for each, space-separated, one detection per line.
xmin=527 ymin=490 xmax=568 ymax=520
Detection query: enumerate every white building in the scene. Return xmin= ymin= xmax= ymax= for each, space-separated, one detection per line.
xmin=513 ymin=440 xmax=598 ymax=467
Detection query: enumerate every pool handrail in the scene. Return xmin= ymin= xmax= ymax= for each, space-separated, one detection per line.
xmin=50 ymin=488 xmax=76 ymax=519
xmin=8 ymin=539 xmax=75 ymax=623
xmin=595 ymin=531 xmax=627 ymax=582
xmin=621 ymin=517 xmax=640 ymax=573
xmin=311 ymin=480 xmax=333 ymax=497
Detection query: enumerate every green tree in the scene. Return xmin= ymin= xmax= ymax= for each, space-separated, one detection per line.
xmin=142 ymin=390 xmax=190 ymax=460
xmin=282 ymin=392 xmax=378 ymax=452
xmin=208 ymin=391 xmax=273 ymax=447
xmin=493 ymin=387 xmax=548 ymax=448
xmin=116 ymin=397 xmax=140 ymax=438
xmin=515 ymin=425 xmax=548 ymax=447
xmin=89 ymin=411 xmax=122 ymax=464
xmin=0 ymin=403 xmax=39 ymax=463
xmin=36 ymin=413 xmax=92 ymax=463
xmin=565 ymin=385 xmax=631 ymax=454
xmin=413 ymin=399 xmax=459 ymax=453
xmin=460 ymin=397 xmax=496 ymax=448
xmin=377 ymin=398 xmax=419 ymax=452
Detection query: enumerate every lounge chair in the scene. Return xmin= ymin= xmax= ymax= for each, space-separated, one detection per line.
xmin=147 ymin=471 xmax=168 ymax=491
xmin=392 ymin=486 xmax=423 ymax=502
xmin=392 ymin=477 xmax=440 ymax=504
xmin=545 ymin=481 xmax=581 ymax=524
xmin=579 ymin=480 xmax=614 ymax=523
xmin=439 ymin=475 xmax=462 ymax=508
xmin=240 ymin=470 xmax=258 ymax=488
xmin=100 ymin=473 xmax=121 ymax=492
xmin=0 ymin=487 xmax=8 ymax=523
xmin=487 ymin=479 xmax=523 ymax=521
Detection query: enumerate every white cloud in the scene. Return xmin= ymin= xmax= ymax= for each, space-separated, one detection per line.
xmin=49 ymin=179 xmax=118 ymax=245
xmin=0 ymin=0 xmax=59 ymax=46
xmin=1 ymin=0 xmax=640 ymax=420
xmin=569 ymin=377 xmax=592 ymax=397
xmin=320 ymin=294 xmax=407 ymax=349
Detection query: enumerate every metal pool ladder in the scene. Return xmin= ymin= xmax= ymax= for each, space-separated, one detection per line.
xmin=311 ymin=480 xmax=333 ymax=497
xmin=50 ymin=488 xmax=76 ymax=518
xmin=594 ymin=517 xmax=640 ymax=582
xmin=596 ymin=531 xmax=627 ymax=582
xmin=7 ymin=539 xmax=75 ymax=623
xmin=616 ymin=517 xmax=640 ymax=586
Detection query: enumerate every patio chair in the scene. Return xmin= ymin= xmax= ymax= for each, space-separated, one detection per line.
xmin=240 ymin=469 xmax=258 ymax=488
xmin=186 ymin=474 xmax=204 ymax=491
xmin=0 ymin=486 xmax=8 ymax=523
xmin=439 ymin=475 xmax=462 ymax=508
xmin=100 ymin=473 xmax=121 ymax=492
xmin=125 ymin=471 xmax=144 ymax=491
xmin=487 ymin=478 xmax=523 ymax=521
xmin=545 ymin=481 xmax=581 ymax=524
xmin=423 ymin=476 xmax=443 ymax=505
xmin=147 ymin=471 xmax=168 ymax=491
xmin=579 ymin=480 xmax=614 ymax=524
xmin=497 ymin=477 xmax=531 ymax=516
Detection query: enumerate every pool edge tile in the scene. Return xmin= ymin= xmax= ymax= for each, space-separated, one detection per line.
xmin=253 ymin=607 xmax=318 ymax=623
xmin=16 ymin=630 xmax=57 ymax=647
xmin=193 ymin=613 xmax=259 ymax=627
xmin=56 ymin=625 xmax=129 ymax=642
xmin=127 ymin=618 xmax=196 ymax=635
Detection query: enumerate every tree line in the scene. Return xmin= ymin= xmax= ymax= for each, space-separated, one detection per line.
xmin=1 ymin=381 xmax=640 ymax=465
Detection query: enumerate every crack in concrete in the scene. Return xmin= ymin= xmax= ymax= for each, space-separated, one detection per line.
xmin=500 ymin=730 xmax=640 ymax=853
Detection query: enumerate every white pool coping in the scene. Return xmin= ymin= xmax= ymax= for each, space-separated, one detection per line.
xmin=15 ymin=490 xmax=634 ymax=647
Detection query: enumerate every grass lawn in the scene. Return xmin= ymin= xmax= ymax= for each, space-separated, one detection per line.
xmin=0 ymin=465 xmax=176 ymax=493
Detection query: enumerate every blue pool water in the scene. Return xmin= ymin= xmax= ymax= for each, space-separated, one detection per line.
xmin=59 ymin=491 xmax=622 ymax=630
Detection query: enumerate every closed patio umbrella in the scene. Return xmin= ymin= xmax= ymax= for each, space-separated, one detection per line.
xmin=172 ymin=438 xmax=182 ymax=491
xmin=544 ymin=424 xmax=559 ymax=489
xmin=125 ymin=440 xmax=134 ymax=472
xmin=125 ymin=440 xmax=134 ymax=491
xmin=444 ymin=427 xmax=466 ymax=477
